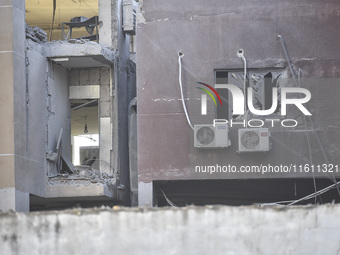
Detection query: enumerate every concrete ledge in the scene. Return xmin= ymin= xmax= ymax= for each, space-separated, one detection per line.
xmin=45 ymin=183 xmax=114 ymax=198
xmin=45 ymin=40 xmax=115 ymax=68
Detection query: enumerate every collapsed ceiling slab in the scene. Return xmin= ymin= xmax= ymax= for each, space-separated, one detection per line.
xmin=46 ymin=40 xmax=115 ymax=68
xmin=46 ymin=171 xmax=115 ymax=198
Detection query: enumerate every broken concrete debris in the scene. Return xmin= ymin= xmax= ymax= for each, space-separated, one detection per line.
xmin=68 ymin=38 xmax=91 ymax=44
xmin=46 ymin=151 xmax=58 ymax=162
xmin=48 ymin=167 xmax=115 ymax=186
xmin=25 ymin=24 xmax=47 ymax=42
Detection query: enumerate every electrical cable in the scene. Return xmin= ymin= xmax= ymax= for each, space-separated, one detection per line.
xmin=298 ymin=69 xmax=319 ymax=204
xmin=286 ymin=180 xmax=340 ymax=206
xmin=178 ymin=51 xmax=194 ymax=130
xmin=278 ymin=35 xmax=340 ymax=203
xmin=279 ymin=36 xmax=319 ymax=203
xmin=278 ymin=35 xmax=297 ymax=81
xmin=161 ymin=189 xmax=177 ymax=207
xmin=49 ymin=0 xmax=57 ymax=41
xmin=258 ymin=180 xmax=340 ymax=207
xmin=237 ymin=49 xmax=248 ymax=127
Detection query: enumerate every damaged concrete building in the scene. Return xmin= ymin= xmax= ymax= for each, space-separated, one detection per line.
xmin=1 ymin=0 xmax=340 ymax=212
xmin=136 ymin=0 xmax=340 ymax=206
xmin=0 ymin=0 xmax=136 ymax=211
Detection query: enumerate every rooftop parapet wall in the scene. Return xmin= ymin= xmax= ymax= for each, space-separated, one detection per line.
xmin=1 ymin=204 xmax=340 ymax=254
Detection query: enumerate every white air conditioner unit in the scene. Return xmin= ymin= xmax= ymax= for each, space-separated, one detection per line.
xmin=238 ymin=128 xmax=270 ymax=152
xmin=123 ymin=0 xmax=136 ymax=35
xmin=194 ymin=124 xmax=230 ymax=148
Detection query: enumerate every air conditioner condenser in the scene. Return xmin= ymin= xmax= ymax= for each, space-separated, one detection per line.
xmin=194 ymin=124 xmax=230 ymax=148
xmin=238 ymin=128 xmax=270 ymax=152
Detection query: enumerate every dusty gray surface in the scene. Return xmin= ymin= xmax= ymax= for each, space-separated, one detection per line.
xmin=136 ymin=0 xmax=340 ymax=182
xmin=1 ymin=204 xmax=340 ymax=254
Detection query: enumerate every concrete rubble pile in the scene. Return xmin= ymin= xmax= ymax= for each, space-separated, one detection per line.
xmin=48 ymin=168 xmax=115 ymax=186
xmin=26 ymin=24 xmax=47 ymax=42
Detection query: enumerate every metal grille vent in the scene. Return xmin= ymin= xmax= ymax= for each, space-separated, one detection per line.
xmin=241 ymin=131 xmax=260 ymax=149
xmin=196 ymin=127 xmax=215 ymax=145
